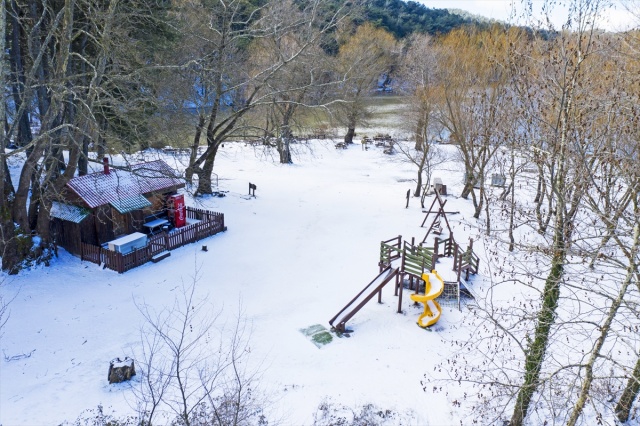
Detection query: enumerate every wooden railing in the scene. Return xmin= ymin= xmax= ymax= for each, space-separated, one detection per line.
xmin=379 ymin=235 xmax=402 ymax=269
xmin=453 ymin=240 xmax=480 ymax=282
xmin=435 ymin=236 xmax=455 ymax=257
xmin=81 ymin=208 xmax=225 ymax=273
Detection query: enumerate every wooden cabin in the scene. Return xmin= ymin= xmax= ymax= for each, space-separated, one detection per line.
xmin=50 ymin=158 xmax=185 ymax=256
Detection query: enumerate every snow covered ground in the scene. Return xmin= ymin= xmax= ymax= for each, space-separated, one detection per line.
xmin=2 ymin=140 xmax=495 ymax=425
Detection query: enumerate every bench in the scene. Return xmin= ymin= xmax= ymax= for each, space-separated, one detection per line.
xmin=151 ymin=251 xmax=171 ymax=263
xmin=143 ymin=213 xmax=171 ymax=234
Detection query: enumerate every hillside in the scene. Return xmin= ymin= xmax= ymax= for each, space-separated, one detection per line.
xmin=360 ymin=0 xmax=477 ymax=38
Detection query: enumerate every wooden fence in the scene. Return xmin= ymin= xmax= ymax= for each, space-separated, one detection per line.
xmin=81 ymin=208 xmax=225 ymax=273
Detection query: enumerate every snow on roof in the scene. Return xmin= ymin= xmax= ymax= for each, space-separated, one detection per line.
xmin=66 ymin=160 xmax=184 ymax=209
xmin=50 ymin=201 xmax=90 ymax=223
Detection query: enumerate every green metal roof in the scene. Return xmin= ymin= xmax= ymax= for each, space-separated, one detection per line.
xmin=110 ymin=195 xmax=152 ymax=214
xmin=50 ymin=202 xmax=90 ymax=223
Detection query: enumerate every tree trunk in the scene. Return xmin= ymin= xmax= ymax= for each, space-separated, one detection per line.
xmin=0 ymin=0 xmax=18 ymax=274
xmin=508 ymin=181 xmax=516 ymax=251
xmin=510 ymin=242 xmax=564 ymax=426
xmin=186 ymin=114 xmax=205 ymax=183
xmin=9 ymin=1 xmax=33 ymax=148
xmin=2 ymin=157 xmax=14 ymax=200
xmin=35 ymin=196 xmax=52 ymax=244
xmin=195 ymin=147 xmax=218 ymax=195
xmin=414 ymin=172 xmax=423 ymax=198
xmin=535 ymin=166 xmax=552 ymax=234
xmin=78 ymin=136 xmax=88 ymax=175
xmin=277 ymin=121 xmax=293 ymax=164
xmin=472 ymin=184 xmax=483 ymax=219
xmin=29 ymin=2 xmax=52 ymax=121
xmin=12 ymin=142 xmax=45 ymax=231
xmin=344 ymin=127 xmax=355 ymax=144
xmin=27 ymin=168 xmax=42 ymax=231
xmin=508 ymin=149 xmax=516 ymax=251
xmin=278 ymin=138 xmax=292 ymax=164
xmin=616 ymin=354 xmax=640 ymax=423
xmin=483 ymin=187 xmax=491 ymax=235
xmin=461 ymin=169 xmax=474 ymax=199
xmin=415 ymin=116 xmax=425 ymax=151
xmin=533 ymin=167 xmax=543 ymax=204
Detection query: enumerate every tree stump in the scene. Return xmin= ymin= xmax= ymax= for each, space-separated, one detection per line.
xmin=108 ymin=357 xmax=136 ymax=384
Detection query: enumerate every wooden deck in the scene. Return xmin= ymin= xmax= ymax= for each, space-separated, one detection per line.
xmin=80 ymin=207 xmax=226 ymax=273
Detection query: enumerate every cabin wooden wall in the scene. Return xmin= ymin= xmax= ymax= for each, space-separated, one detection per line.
xmin=50 ymin=219 xmax=82 ymax=255
xmin=146 ymin=193 xmax=169 ymax=214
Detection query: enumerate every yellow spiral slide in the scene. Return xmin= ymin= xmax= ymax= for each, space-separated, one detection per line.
xmin=410 ymin=270 xmax=444 ymax=328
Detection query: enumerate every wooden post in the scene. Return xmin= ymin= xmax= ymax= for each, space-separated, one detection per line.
xmin=394 ymin=270 xmax=399 ymax=295
xmin=405 ymin=189 xmax=410 ymax=208
xmin=432 ymin=238 xmax=438 ymax=270
xmin=453 ymin=243 xmax=458 ymax=271
xmin=397 ymin=272 xmax=403 ymax=313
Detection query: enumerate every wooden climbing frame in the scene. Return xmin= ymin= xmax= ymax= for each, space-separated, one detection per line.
xmin=421 ymin=191 xmax=453 ymax=243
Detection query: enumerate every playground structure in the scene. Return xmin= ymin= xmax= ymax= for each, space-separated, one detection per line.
xmin=410 ymin=270 xmax=444 ymax=328
xmin=329 ymin=187 xmax=481 ymax=333
xmin=329 ymin=229 xmax=479 ymax=332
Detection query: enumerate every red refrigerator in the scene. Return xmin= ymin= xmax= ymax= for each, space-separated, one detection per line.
xmin=167 ymin=194 xmax=186 ymax=228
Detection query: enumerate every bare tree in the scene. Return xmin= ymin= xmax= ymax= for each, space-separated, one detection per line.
xmin=421 ymin=4 xmax=638 ymax=425
xmin=397 ymin=33 xmax=446 ymax=200
xmin=507 ymin=2 xmax=622 ymax=424
xmin=181 ymin=0 xmax=356 ymax=194
xmin=331 ymin=23 xmax=397 ymax=144
xmin=431 ymin=26 xmax=510 ymax=219
xmin=133 ymin=279 xmax=267 ymax=425
xmin=248 ymin=1 xmax=337 ymax=164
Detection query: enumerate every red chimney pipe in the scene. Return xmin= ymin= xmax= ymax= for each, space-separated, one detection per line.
xmin=103 ymin=157 xmax=110 ymax=175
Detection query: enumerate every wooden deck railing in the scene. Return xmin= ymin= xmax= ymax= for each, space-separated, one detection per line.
xmin=452 ymin=240 xmax=480 ymax=282
xmin=81 ymin=208 xmax=225 ymax=273
xmin=379 ymin=235 xmax=402 ymax=269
